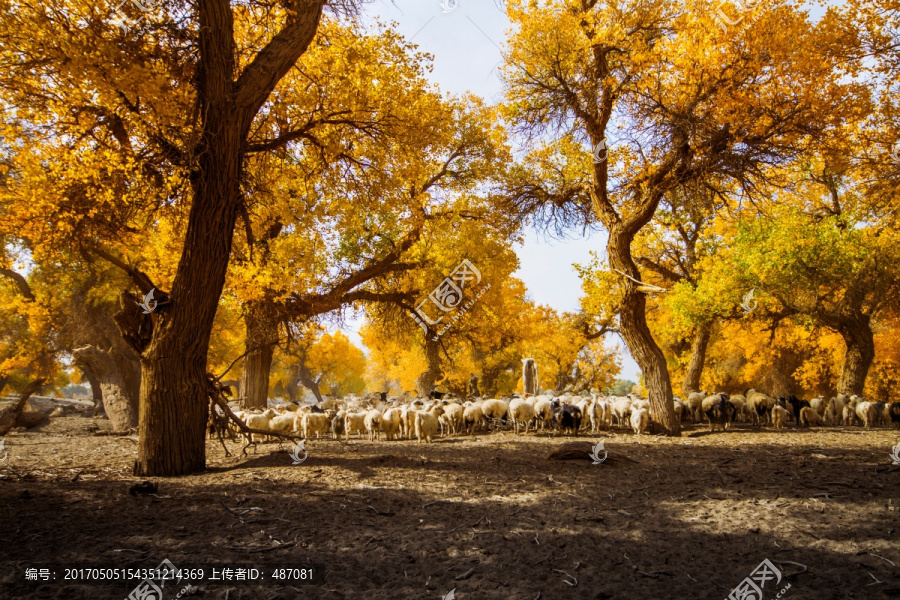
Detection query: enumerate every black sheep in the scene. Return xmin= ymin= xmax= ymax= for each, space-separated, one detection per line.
xmin=889 ymin=402 xmax=900 ymax=425
xmin=551 ymin=400 xmax=582 ymax=435
xmin=779 ymin=395 xmax=810 ymax=427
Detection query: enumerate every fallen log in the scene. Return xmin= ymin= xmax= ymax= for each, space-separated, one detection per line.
xmin=0 ymin=379 xmax=45 ymax=436
xmin=546 ymin=441 xmax=638 ymax=464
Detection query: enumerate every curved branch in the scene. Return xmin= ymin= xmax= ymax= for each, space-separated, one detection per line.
xmin=0 ymin=268 xmax=35 ymax=301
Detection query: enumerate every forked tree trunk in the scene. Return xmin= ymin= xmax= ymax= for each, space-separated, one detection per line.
xmin=118 ymin=0 xmax=330 ymax=475
xmin=608 ymin=229 xmax=680 ymax=435
xmin=416 ymin=337 xmax=443 ymax=397
xmin=73 ymin=345 xmax=140 ymax=430
xmin=682 ymin=322 xmax=712 ymax=398
xmin=134 ymin=118 xmax=243 ymax=476
xmin=836 ymin=316 xmax=875 ymax=396
xmin=297 ymin=365 xmax=324 ymax=404
xmin=239 ymin=302 xmax=280 ymax=409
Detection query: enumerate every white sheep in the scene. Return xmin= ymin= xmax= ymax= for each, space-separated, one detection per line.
xmin=344 ymin=411 xmax=368 ymax=440
xmin=439 ymin=402 xmax=464 ymax=436
xmin=842 ymin=405 xmax=858 ymax=426
xmin=612 ymin=396 xmax=632 ymax=428
xmin=809 ymin=396 xmax=827 ymax=420
xmin=480 ymin=399 xmax=508 ymax=425
xmin=413 ymin=408 xmax=440 ymax=443
xmin=630 ymin=407 xmax=649 ymax=435
xmin=364 ymin=409 xmax=382 ymax=441
xmin=671 ymin=399 xmax=684 ymax=422
xmin=685 ymin=391 xmax=708 ymax=422
xmin=268 ymin=411 xmax=298 ymax=435
xmin=771 ymin=405 xmax=789 ymax=428
xmin=508 ymin=397 xmax=535 ymax=434
xmin=381 ymin=408 xmax=401 ymax=440
xmin=744 ymin=389 xmax=774 ymax=427
xmin=587 ymin=396 xmax=608 ymax=433
xmin=302 ymin=412 xmax=331 ymax=440
xmin=245 ymin=409 xmax=276 ymax=442
xmin=855 ymin=401 xmax=877 ymax=429
xmin=462 ymin=402 xmax=484 ymax=435
xmin=533 ymin=397 xmax=553 ymax=430
xmin=800 ymin=406 xmax=822 ymax=427
xmin=823 ymin=395 xmax=844 ymax=425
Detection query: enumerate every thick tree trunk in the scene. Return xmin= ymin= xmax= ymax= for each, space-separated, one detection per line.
xmin=239 ymin=302 xmax=280 ymax=409
xmin=134 ymin=124 xmax=242 ymax=476
xmin=608 ymin=230 xmax=680 ymax=435
xmin=82 ymin=367 xmax=103 ymax=411
xmin=479 ymin=367 xmax=502 ymax=398
xmin=416 ymin=337 xmax=443 ymax=397
xmin=682 ymin=322 xmax=712 ymax=397
xmin=125 ymin=0 xmax=326 ymax=476
xmin=73 ymin=345 xmax=140 ymax=430
xmin=836 ymin=316 xmax=875 ymax=396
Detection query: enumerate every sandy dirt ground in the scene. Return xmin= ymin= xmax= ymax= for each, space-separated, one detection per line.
xmin=1 ymin=412 xmax=899 ymax=600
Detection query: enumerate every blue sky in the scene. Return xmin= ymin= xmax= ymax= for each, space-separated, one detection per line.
xmin=342 ymin=0 xmax=735 ymax=384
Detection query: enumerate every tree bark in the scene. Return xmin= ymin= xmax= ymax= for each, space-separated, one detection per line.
xmin=682 ymin=322 xmax=712 ymax=397
xmin=285 ymin=369 xmax=301 ymax=404
xmin=479 ymin=366 xmax=502 ymax=398
xmin=0 ymin=379 xmax=44 ymax=436
xmin=73 ymin=345 xmax=140 ymax=430
xmin=608 ymin=229 xmax=680 ymax=435
xmin=239 ymin=301 xmax=280 ymax=409
xmin=835 ymin=316 xmax=875 ymax=396
xmin=82 ymin=367 xmax=103 ymax=409
xmin=522 ymin=358 xmax=538 ymax=395
xmin=296 ymin=364 xmax=324 ymax=404
xmin=125 ymin=0 xmax=327 ymax=476
xmin=416 ymin=337 xmax=443 ymax=397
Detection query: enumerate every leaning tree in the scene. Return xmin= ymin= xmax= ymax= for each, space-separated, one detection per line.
xmin=500 ymin=0 xmax=859 ymax=433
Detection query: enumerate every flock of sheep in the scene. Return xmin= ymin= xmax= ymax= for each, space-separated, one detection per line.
xmin=218 ymin=388 xmax=900 ymax=444
xmin=685 ymin=389 xmax=900 ymax=431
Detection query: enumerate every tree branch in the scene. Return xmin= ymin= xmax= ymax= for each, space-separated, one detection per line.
xmin=0 ymin=268 xmax=35 ymax=301
xmin=233 ymin=1 xmax=326 ymax=135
